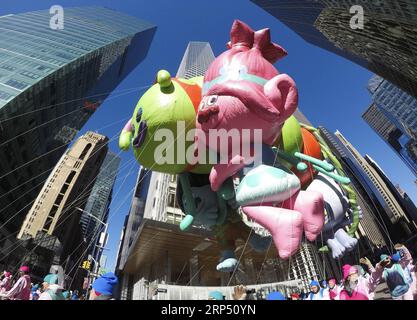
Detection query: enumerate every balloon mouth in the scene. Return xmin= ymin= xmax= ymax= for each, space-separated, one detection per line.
xmin=197 ymin=105 xmax=219 ymax=124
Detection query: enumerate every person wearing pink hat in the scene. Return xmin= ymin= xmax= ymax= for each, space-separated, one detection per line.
xmin=0 ymin=271 xmax=12 ymax=293
xmin=328 ymin=278 xmax=340 ymax=300
xmin=0 ymin=266 xmax=31 ymax=300
xmin=339 ymin=264 xmax=379 ymax=300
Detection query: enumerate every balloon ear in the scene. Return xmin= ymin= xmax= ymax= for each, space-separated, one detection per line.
xmin=156 ymin=70 xmax=172 ymax=88
xmin=264 ymin=74 xmax=298 ymax=121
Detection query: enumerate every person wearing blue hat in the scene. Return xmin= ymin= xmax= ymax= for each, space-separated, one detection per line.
xmin=373 ymin=249 xmax=415 ymax=300
xmin=305 ymin=280 xmax=329 ymax=300
xmin=90 ymin=272 xmax=118 ymax=300
xmin=266 ymin=291 xmax=286 ymax=300
xmin=208 ymin=291 xmax=224 ymax=300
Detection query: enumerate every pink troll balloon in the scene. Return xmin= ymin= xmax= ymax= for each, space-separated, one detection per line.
xmin=196 ymin=20 xmax=298 ymax=191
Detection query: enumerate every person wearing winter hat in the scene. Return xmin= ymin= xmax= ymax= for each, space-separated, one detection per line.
xmin=393 ymin=244 xmax=417 ymax=299
xmin=304 ymin=280 xmax=329 ymax=300
xmin=39 ymin=274 xmax=65 ymax=300
xmin=208 ymin=291 xmax=225 ymax=300
xmin=0 ymin=266 xmax=31 ymax=300
xmin=327 ymin=278 xmax=340 ymax=300
xmin=266 ymin=291 xmax=286 ymax=300
xmin=371 ymin=251 xmax=415 ymax=300
xmin=90 ymin=272 xmax=118 ymax=300
xmin=339 ymin=264 xmax=379 ymax=300
xmin=0 ymin=271 xmax=12 ymax=293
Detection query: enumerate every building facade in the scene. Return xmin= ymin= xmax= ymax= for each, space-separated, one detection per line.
xmin=251 ymin=0 xmax=417 ymax=98
xmin=363 ymin=75 xmax=417 ymax=177
xmin=17 ymin=131 xmax=108 ymax=285
xmin=0 ymin=7 xmax=156 ymax=269
xmin=80 ymin=151 xmax=121 ymax=271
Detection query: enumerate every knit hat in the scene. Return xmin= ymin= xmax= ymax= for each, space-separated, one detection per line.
xmin=290 ymin=293 xmax=300 ymax=299
xmin=92 ymin=272 xmax=118 ymax=296
xmin=19 ymin=266 xmax=29 ymax=273
xmin=342 ymin=264 xmax=358 ymax=281
xmin=309 ymin=280 xmax=319 ymax=288
xmin=380 ymin=254 xmax=390 ymax=263
xmin=391 ymin=252 xmax=401 ymax=263
xmin=4 ymin=271 xmax=11 ymax=277
xmin=266 ymin=291 xmax=286 ymax=300
xmin=208 ymin=291 xmax=224 ymax=300
xmin=62 ymin=291 xmax=70 ymax=299
xmin=43 ymin=274 xmax=59 ymax=285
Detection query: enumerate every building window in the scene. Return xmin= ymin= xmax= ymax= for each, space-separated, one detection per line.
xmin=79 ymin=143 xmax=92 ymax=160
xmin=5 ymin=79 xmax=29 ymax=90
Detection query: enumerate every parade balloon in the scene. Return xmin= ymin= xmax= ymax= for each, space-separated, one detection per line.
xmin=119 ymin=70 xmax=212 ymax=174
xmin=196 ymin=20 xmax=298 ymax=191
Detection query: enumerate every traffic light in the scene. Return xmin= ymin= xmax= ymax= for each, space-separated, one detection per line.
xmin=81 ymin=260 xmax=91 ymax=270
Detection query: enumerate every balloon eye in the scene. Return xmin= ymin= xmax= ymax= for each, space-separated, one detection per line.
xmin=207 ymin=95 xmax=218 ymax=106
xmin=136 ymin=107 xmax=143 ymax=123
xmin=133 ymin=120 xmax=147 ymax=148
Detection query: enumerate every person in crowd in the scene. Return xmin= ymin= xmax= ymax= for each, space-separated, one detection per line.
xmin=304 ymin=280 xmax=329 ymax=300
xmin=0 ymin=266 xmax=31 ymax=300
xmin=290 ymin=293 xmax=300 ymax=300
xmin=339 ymin=264 xmax=378 ymax=300
xmin=89 ymin=272 xmax=118 ymax=300
xmin=71 ymin=290 xmax=80 ymax=300
xmin=39 ymin=274 xmax=65 ymax=300
xmin=208 ymin=290 xmax=225 ymax=300
xmin=0 ymin=271 xmax=12 ymax=293
xmin=394 ymin=243 xmax=416 ymax=299
xmin=30 ymin=284 xmax=40 ymax=300
xmin=266 ymin=291 xmax=286 ymax=300
xmin=372 ymin=252 xmax=414 ymax=300
xmin=232 ymin=285 xmax=248 ymax=300
xmin=328 ymin=278 xmax=340 ymax=300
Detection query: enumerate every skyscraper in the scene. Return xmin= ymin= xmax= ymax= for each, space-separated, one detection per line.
xmin=176 ymin=42 xmax=215 ymax=80
xmin=251 ymin=0 xmax=417 ymax=98
xmin=80 ymin=151 xmax=121 ymax=267
xmin=17 ymin=131 xmax=108 ymax=284
xmin=0 ymin=7 xmax=156 ymax=264
xmin=363 ymin=75 xmax=417 ymax=176
xmin=81 ymin=152 xmax=121 ymax=242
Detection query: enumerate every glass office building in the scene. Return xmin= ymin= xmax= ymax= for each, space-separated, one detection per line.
xmin=251 ymin=0 xmax=417 ymax=99
xmin=81 ymin=151 xmax=121 ymax=244
xmin=0 ymin=6 xmax=155 ymax=270
xmin=363 ymin=75 xmax=417 ymax=177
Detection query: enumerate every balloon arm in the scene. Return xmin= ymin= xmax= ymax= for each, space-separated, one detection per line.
xmin=119 ymin=119 xmax=133 ymax=151
xmin=294 ymin=152 xmax=334 ymax=171
xmin=312 ymin=165 xmax=351 ymax=185
xmin=178 ymin=173 xmax=197 ymax=231
xmin=272 ymin=147 xmax=307 ymax=172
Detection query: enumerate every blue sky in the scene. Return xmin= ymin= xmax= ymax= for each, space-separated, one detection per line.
xmin=2 ymin=0 xmax=416 ymax=272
